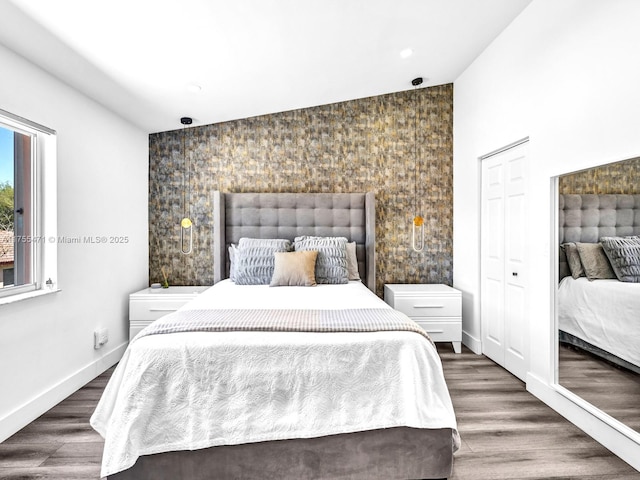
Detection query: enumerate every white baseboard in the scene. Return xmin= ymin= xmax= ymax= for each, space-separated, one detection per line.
xmin=462 ymin=330 xmax=482 ymax=354
xmin=527 ymin=372 xmax=640 ymax=471
xmin=0 ymin=341 xmax=127 ymax=443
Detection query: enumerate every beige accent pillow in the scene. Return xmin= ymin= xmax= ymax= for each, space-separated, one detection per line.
xmin=575 ymin=242 xmax=616 ymax=281
xmin=269 ymin=250 xmax=318 ymax=287
xmin=346 ymin=242 xmax=360 ymax=281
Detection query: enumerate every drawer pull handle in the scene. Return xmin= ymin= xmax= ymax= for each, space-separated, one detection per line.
xmin=149 ymin=308 xmax=179 ymax=312
xmin=426 ymin=329 xmax=444 ymax=334
xmin=413 ymin=305 xmax=444 ymax=308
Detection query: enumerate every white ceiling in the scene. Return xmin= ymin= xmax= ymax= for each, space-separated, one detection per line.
xmin=1 ymin=0 xmax=531 ymax=133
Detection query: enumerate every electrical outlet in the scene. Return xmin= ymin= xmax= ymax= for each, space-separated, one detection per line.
xmin=94 ymin=327 xmax=109 ymax=349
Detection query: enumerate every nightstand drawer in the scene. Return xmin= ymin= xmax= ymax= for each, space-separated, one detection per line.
xmin=129 ymin=299 xmax=191 ymax=321
xmin=129 ymin=286 xmax=209 ymax=342
xmin=414 ymin=321 xmax=462 ymax=343
xmin=385 ymin=284 xmax=462 ymax=353
xmin=394 ymin=296 xmax=461 ymax=318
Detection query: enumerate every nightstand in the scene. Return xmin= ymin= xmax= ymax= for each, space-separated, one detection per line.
xmin=129 ymin=286 xmax=210 ymax=340
xmin=384 ymin=284 xmax=462 ymax=353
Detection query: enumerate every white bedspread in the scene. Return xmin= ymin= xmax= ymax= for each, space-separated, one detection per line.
xmin=558 ymin=277 xmax=640 ymax=367
xmin=90 ymin=281 xmax=459 ymax=477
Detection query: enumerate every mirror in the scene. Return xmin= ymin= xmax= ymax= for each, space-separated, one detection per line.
xmin=555 ymin=156 xmax=640 ymax=433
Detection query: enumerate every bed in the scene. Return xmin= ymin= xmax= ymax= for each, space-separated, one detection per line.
xmin=91 ymin=192 xmax=460 ymax=480
xmin=557 ymin=194 xmax=640 ymax=372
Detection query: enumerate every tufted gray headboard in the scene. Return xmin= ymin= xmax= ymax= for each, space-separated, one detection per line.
xmin=559 ymin=194 xmax=640 ymax=278
xmin=559 ymin=194 xmax=640 ymax=243
xmin=213 ymin=191 xmax=376 ymax=291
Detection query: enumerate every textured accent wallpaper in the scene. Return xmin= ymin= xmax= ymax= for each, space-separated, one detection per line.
xmin=559 ymin=156 xmax=640 ymax=194
xmin=149 ymin=84 xmax=453 ymax=296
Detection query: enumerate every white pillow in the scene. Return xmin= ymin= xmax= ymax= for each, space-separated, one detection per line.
xmin=228 ymin=244 xmax=239 ymax=281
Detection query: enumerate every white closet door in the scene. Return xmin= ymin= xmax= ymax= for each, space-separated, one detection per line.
xmin=481 ymin=142 xmax=529 ymax=381
xmin=481 ymin=156 xmax=506 ymax=365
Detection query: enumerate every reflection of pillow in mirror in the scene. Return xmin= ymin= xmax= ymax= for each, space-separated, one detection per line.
xmin=346 ymin=242 xmax=360 ymax=281
xmin=559 ymin=246 xmax=571 ymax=280
xmin=600 ymin=236 xmax=640 ymax=283
xmin=575 ymin=242 xmax=616 ymax=281
xmin=269 ymin=250 xmax=318 ymax=287
xmin=561 ymin=242 xmax=585 ymax=279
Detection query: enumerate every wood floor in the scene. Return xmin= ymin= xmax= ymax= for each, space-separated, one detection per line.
xmin=0 ymin=345 xmax=638 ymax=479
xmin=558 ymin=343 xmax=640 ymax=432
xmin=0 ymin=368 xmax=109 ymax=479
xmin=438 ymin=344 xmax=640 ymax=480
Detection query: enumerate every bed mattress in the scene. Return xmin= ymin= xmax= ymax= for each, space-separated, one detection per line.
xmin=557 ymin=276 xmax=640 ymax=367
xmin=91 ymin=280 xmax=459 ymax=478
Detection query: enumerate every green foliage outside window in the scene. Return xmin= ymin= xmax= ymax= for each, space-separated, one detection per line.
xmin=0 ymin=181 xmax=13 ymax=231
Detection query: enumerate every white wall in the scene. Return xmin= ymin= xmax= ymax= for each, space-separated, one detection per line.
xmin=453 ymin=0 xmax=640 ymax=469
xmin=0 ymin=43 xmax=148 ymax=440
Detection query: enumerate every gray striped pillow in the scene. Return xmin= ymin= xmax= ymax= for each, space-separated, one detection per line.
xmin=235 ymin=238 xmax=292 ymax=285
xmin=294 ymin=236 xmax=348 ymax=284
xmin=600 ymin=236 xmax=640 ymax=283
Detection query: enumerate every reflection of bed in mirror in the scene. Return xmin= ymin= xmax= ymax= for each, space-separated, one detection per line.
xmin=558 ymin=277 xmax=640 ymax=372
xmin=558 ymin=194 xmax=640 ymax=373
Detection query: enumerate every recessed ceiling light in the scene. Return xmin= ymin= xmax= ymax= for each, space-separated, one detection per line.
xmin=400 ymin=48 xmax=413 ymax=59
xmin=186 ymin=83 xmax=202 ymax=93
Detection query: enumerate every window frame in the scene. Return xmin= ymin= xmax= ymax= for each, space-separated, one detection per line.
xmin=0 ymin=108 xmax=57 ymax=303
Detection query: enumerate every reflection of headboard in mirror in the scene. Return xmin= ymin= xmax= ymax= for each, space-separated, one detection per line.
xmin=559 ymin=194 xmax=640 ymax=279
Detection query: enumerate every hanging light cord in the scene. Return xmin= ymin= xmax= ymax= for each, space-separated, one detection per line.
xmin=414 ymin=84 xmax=418 ymax=216
xmin=185 ymin=127 xmax=190 ymax=221
xmin=180 ymin=116 xmax=193 ymax=222
xmin=182 ymin=124 xmax=187 ymax=219
xmin=180 ymin=117 xmax=193 ymax=255
xmin=411 ymin=78 xmax=425 ymax=252
xmin=411 ymin=77 xmax=423 ymax=217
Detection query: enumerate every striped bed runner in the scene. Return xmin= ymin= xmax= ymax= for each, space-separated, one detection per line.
xmin=136 ymin=308 xmax=433 ymax=345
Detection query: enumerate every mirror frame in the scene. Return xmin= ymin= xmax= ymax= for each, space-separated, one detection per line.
xmin=551 ymin=167 xmax=640 ymax=443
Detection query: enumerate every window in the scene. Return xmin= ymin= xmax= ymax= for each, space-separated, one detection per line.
xmin=0 ymin=109 xmax=56 ymax=301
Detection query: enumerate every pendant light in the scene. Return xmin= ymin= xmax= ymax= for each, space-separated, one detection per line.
xmin=411 ymin=77 xmax=425 ymax=252
xmin=180 ymin=116 xmax=193 ymax=254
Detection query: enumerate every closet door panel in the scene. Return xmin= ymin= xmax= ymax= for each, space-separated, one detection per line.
xmin=481 ymin=157 xmax=506 ymax=363
xmin=481 ymin=141 xmax=529 ymax=381
xmin=504 ymin=151 xmax=528 ymax=379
